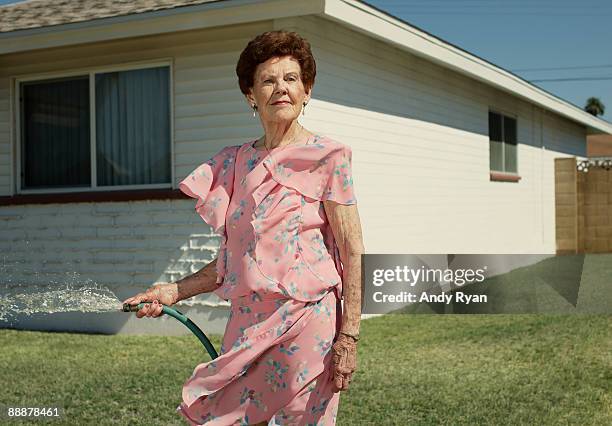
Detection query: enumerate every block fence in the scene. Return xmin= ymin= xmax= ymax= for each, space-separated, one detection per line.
xmin=555 ymin=157 xmax=612 ymax=254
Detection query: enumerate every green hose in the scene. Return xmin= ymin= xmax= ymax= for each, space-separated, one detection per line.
xmin=122 ymin=303 xmax=218 ymax=360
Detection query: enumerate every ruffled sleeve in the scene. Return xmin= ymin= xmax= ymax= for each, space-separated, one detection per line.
xmin=179 ymin=146 xmax=238 ymax=232
xmin=320 ymin=143 xmax=357 ymax=205
xmin=179 ymin=145 xmax=238 ymax=285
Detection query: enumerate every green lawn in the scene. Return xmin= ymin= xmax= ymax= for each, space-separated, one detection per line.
xmin=1 ymin=314 xmax=610 ymax=425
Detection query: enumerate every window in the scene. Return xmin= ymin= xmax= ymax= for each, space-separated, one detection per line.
xmin=19 ymin=65 xmax=171 ymax=191
xmin=489 ymin=110 xmax=517 ymax=174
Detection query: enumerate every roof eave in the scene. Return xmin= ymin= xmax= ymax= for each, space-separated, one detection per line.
xmin=0 ymin=0 xmax=325 ymax=54
xmin=323 ymin=0 xmax=612 ymax=135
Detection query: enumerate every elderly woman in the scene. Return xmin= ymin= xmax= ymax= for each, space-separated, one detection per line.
xmin=123 ymin=30 xmax=364 ymax=425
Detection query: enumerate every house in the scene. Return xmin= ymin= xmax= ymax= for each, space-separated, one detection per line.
xmin=1 ymin=0 xmax=611 ymax=335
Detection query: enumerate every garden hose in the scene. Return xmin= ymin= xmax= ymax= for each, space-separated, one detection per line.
xmin=122 ymin=302 xmax=219 ymax=360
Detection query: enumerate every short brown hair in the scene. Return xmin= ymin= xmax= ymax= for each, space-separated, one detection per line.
xmin=236 ymin=30 xmax=316 ymax=95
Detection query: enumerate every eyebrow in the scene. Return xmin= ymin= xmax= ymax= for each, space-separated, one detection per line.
xmin=261 ymin=72 xmax=299 ymax=79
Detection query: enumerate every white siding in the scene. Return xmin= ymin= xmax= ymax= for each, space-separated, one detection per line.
xmin=274 ymin=15 xmax=587 ymax=254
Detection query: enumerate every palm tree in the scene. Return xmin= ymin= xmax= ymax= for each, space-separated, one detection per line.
xmin=584 ymin=97 xmax=605 ymax=116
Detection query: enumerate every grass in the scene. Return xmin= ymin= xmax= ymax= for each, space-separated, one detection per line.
xmin=1 ymin=314 xmax=610 ymax=425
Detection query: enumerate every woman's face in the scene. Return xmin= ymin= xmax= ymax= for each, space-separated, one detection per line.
xmin=246 ymin=55 xmax=311 ymax=125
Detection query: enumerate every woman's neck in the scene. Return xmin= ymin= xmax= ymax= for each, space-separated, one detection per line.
xmin=254 ymin=122 xmax=306 ymax=150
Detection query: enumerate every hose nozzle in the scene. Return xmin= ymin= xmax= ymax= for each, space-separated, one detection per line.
xmin=122 ymin=303 xmax=140 ymax=312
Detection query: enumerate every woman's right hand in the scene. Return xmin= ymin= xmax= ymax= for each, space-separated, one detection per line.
xmin=122 ymin=282 xmax=179 ymax=318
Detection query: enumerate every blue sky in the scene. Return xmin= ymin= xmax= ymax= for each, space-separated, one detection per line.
xmin=2 ymin=0 xmax=610 ymax=123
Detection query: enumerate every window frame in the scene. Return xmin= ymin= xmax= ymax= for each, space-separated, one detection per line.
xmin=488 ymin=108 xmax=521 ymax=182
xmin=13 ymin=59 xmax=175 ymax=195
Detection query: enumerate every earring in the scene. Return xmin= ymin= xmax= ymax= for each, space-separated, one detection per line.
xmin=252 ymin=104 xmax=258 ymax=118
xmin=302 ymin=102 xmax=307 ymax=116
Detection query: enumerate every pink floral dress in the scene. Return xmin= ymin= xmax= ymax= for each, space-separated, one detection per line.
xmin=176 ymin=134 xmax=357 ymax=425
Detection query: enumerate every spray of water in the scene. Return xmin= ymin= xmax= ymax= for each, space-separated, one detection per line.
xmin=0 ymin=263 xmax=125 ymax=323
xmin=0 ymin=282 xmax=123 ymax=322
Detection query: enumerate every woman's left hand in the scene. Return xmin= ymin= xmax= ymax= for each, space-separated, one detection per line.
xmin=330 ymin=334 xmax=358 ymax=392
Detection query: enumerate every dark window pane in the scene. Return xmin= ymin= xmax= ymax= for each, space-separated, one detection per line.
xmin=504 ymin=116 xmax=517 ymax=144
xmin=95 ymin=66 xmax=171 ymax=186
xmin=503 ymin=116 xmax=517 ymax=172
xmin=21 ymin=77 xmax=91 ymax=189
xmin=489 ymin=111 xmax=502 ymax=141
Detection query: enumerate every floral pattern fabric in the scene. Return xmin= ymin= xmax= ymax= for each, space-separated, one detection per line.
xmin=177 ymin=135 xmax=357 ymax=425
